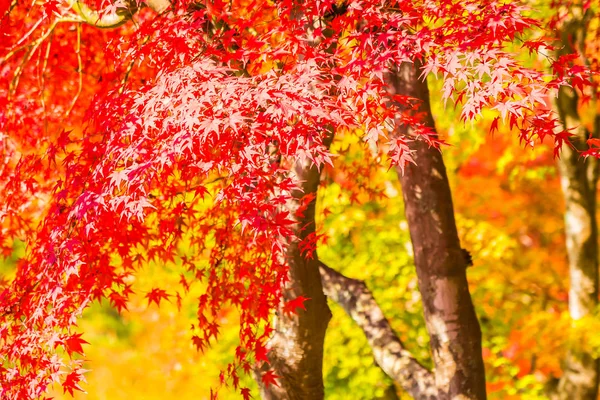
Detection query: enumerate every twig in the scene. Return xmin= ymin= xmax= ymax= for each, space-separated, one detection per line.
xmin=38 ymin=34 xmax=53 ymax=114
xmin=66 ymin=23 xmax=82 ymax=116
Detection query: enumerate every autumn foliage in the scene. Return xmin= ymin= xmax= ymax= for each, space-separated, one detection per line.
xmin=0 ymin=0 xmax=596 ymax=398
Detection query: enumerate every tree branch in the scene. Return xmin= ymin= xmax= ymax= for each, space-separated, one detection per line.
xmin=70 ymin=0 xmax=136 ymax=28
xmin=318 ymin=261 xmax=437 ymax=400
xmin=70 ymin=0 xmax=171 ymax=29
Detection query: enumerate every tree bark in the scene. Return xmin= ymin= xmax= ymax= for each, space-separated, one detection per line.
xmin=256 ymin=152 xmax=333 ymax=399
xmin=387 ymin=62 xmax=487 ymax=400
xmin=554 ymin=5 xmax=599 ymax=400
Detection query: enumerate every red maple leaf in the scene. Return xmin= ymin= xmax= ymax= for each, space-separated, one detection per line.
xmin=62 ymin=371 xmax=85 ymax=396
xmin=63 ymin=333 xmax=89 ymax=357
xmin=41 ymin=0 xmax=60 ymax=17
xmin=192 ymin=335 xmax=207 ymax=353
xmin=283 ymin=296 xmax=310 ymax=316
xmin=108 ymin=291 xmax=129 ymax=313
xmin=254 ymin=342 xmax=269 ymax=363
xmin=587 ymin=136 xmax=600 ymax=148
xmin=146 ymin=288 xmax=171 ymax=307
xmin=240 ymin=387 xmax=253 ymax=400
xmin=490 ymin=116 xmax=500 ymax=136
xmin=261 ymin=369 xmax=280 ymax=389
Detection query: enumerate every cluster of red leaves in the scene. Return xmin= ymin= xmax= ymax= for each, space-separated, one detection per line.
xmin=0 ymin=0 xmax=589 ymax=398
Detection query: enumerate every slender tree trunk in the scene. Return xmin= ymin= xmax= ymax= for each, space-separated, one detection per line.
xmin=256 ymin=148 xmax=333 ymax=399
xmin=554 ymin=5 xmax=599 ymax=399
xmin=555 ymin=107 xmax=599 ymax=400
xmin=387 ymin=62 xmax=487 ymax=400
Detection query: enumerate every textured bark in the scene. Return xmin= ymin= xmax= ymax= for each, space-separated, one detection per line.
xmin=554 ymin=5 xmax=599 ymax=400
xmin=256 ymin=152 xmax=332 ymax=399
xmin=319 ymin=262 xmax=437 ymax=400
xmin=387 ymin=62 xmax=487 ymax=400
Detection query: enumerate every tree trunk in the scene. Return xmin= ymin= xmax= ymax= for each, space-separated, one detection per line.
xmin=554 ymin=5 xmax=599 ymax=399
xmin=256 ymin=150 xmax=333 ymax=399
xmin=387 ymin=62 xmax=487 ymax=400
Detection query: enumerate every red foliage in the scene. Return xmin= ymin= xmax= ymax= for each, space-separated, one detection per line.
xmin=240 ymin=387 xmax=253 ymax=400
xmin=62 ymin=333 xmax=89 ymax=357
xmin=283 ymin=295 xmax=310 ymax=316
xmin=0 ymin=0 xmax=592 ymax=398
xmin=261 ymin=369 xmax=280 ymax=389
xmin=145 ymin=287 xmax=171 ymax=306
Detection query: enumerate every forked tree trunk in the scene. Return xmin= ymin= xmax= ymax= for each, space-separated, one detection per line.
xmin=256 ymin=151 xmax=332 ymax=399
xmin=260 ymin=61 xmax=488 ymax=399
xmin=387 ymin=61 xmax=487 ymax=400
xmin=554 ymin=5 xmax=599 ymax=399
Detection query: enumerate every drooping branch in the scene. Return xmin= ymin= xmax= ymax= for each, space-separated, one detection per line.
xmin=70 ymin=0 xmax=171 ymax=28
xmin=70 ymin=0 xmax=136 ymax=28
xmin=318 ymin=262 xmax=437 ymax=400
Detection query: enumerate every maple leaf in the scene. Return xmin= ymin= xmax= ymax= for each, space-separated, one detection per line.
xmin=42 ymin=0 xmax=60 ymax=17
xmin=205 ymin=322 xmax=220 ymax=340
xmin=283 ymin=295 xmax=310 ymax=316
xmin=63 ymin=333 xmax=89 ymax=357
xmin=62 ymin=371 xmax=85 ymax=396
xmin=241 ymin=387 xmax=253 ymax=400
xmin=587 ymin=136 xmax=600 ymax=148
xmin=254 ymin=342 xmax=269 ymax=363
xmin=146 ymin=288 xmax=171 ymax=307
xmin=261 ymin=369 xmax=280 ymax=389
xmin=581 ymin=147 xmax=600 ymax=159
xmin=490 ymin=117 xmax=500 ymax=135
xmin=108 ymin=292 xmax=129 ymax=313
xmin=192 ymin=335 xmax=207 ymax=353
xmin=175 ymin=292 xmax=183 ymax=311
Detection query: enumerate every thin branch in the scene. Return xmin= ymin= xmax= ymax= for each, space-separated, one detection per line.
xmin=7 ymin=15 xmax=44 ymax=52
xmin=2 ymin=15 xmax=80 ymax=65
xmin=318 ymin=261 xmax=437 ymax=400
xmin=69 ymin=0 xmax=135 ymax=28
xmin=9 ymin=47 xmax=33 ymax=98
xmin=119 ymin=58 xmax=136 ymax=94
xmin=119 ymin=35 xmax=150 ymax=94
xmin=66 ymin=23 xmax=82 ymax=116
xmin=4 ymin=17 xmax=71 ymax=97
xmin=38 ymin=34 xmax=52 ymax=114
